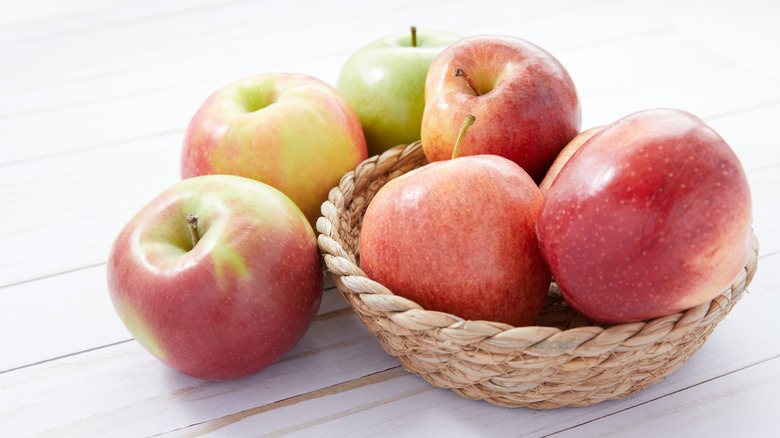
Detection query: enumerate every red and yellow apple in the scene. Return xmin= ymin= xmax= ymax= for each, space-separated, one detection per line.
xmin=536 ymin=108 xmax=753 ymax=323
xmin=180 ymin=73 xmax=368 ymax=226
xmin=106 ymin=175 xmax=323 ymax=380
xmin=359 ymin=152 xmax=550 ymax=326
xmin=421 ymin=35 xmax=581 ymax=183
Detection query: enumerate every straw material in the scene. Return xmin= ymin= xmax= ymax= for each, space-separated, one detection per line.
xmin=316 ymin=141 xmax=759 ymax=409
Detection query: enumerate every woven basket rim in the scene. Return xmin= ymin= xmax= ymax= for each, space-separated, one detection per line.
xmin=317 ymin=141 xmax=758 ymax=344
xmin=316 ymin=140 xmax=759 ymax=407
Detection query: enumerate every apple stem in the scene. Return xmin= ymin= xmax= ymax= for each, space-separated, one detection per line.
xmin=411 ymin=26 xmax=417 ymax=47
xmin=455 ymin=67 xmax=481 ymax=96
xmin=451 ymin=114 xmax=475 ymax=159
xmin=186 ymin=215 xmax=200 ymax=248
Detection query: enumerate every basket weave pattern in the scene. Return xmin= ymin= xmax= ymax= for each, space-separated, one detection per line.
xmin=316 ymin=141 xmax=759 ymax=409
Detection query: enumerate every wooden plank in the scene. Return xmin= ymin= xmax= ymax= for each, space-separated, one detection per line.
xmin=550 ymin=357 xmax=780 ymax=437
xmin=629 ymin=0 xmax=780 ymax=83
xmin=0 ymin=0 xmax=225 ymax=29
xmin=706 ymin=101 xmax=780 ymax=174
xmin=0 ymin=132 xmax=182 ymax=287
xmin=748 ymin=167 xmax=780 ymax=259
xmin=2 ymin=252 xmax=776 ymax=437
xmin=0 ymin=286 xmax=396 ymax=437
xmin=0 ymin=261 xmax=343 ymax=372
xmin=166 ymin=253 xmax=780 ymax=436
xmin=0 ymin=6 xmax=661 ymax=163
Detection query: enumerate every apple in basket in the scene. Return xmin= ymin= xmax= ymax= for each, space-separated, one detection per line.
xmin=107 ymin=175 xmax=323 ymax=380
xmin=536 ymin=108 xmax=753 ymax=323
xmin=180 ymin=72 xmax=368 ymax=226
xmin=421 ymin=34 xmax=581 ymax=183
xmin=337 ymin=26 xmax=462 ymax=156
xmin=360 ymin=115 xmax=551 ymax=326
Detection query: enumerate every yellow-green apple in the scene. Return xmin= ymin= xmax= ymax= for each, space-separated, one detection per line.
xmin=337 ymin=27 xmax=462 ymax=156
xmin=106 ymin=175 xmax=323 ymax=380
xmin=359 ymin=129 xmax=550 ymax=326
xmin=536 ymin=108 xmax=753 ymax=323
xmin=421 ymin=35 xmax=581 ymax=183
xmin=181 ymin=73 xmax=368 ymax=226
xmin=539 ymin=125 xmax=605 ymax=195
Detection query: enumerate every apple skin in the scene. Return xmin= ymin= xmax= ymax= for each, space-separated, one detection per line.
xmin=337 ymin=29 xmax=462 ymax=156
xmin=106 ymin=175 xmax=323 ymax=380
xmin=539 ymin=125 xmax=605 ymax=195
xmin=421 ymin=35 xmax=581 ymax=183
xmin=536 ymin=108 xmax=753 ymax=324
xmin=181 ymin=73 xmax=368 ymax=226
xmin=359 ymin=155 xmax=551 ymax=326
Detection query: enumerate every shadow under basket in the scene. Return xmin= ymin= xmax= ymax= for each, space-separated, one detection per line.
xmin=316 ymin=141 xmax=760 ymax=409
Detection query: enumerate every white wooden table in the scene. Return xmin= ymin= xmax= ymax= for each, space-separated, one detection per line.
xmin=2 ymin=1 xmax=779 ymax=436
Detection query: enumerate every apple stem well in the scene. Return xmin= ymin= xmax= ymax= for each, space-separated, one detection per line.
xmin=186 ymin=214 xmax=200 ymax=247
xmin=451 ymin=114 xmax=476 ymax=159
xmin=410 ymin=26 xmax=417 ymax=47
xmin=455 ymin=67 xmax=481 ymax=96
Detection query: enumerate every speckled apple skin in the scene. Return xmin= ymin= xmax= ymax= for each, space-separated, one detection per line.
xmin=539 ymin=125 xmax=605 ymax=195
xmin=422 ymin=35 xmax=581 ymax=183
xmin=536 ymin=108 xmax=753 ymax=324
xmin=359 ymin=155 xmax=551 ymax=327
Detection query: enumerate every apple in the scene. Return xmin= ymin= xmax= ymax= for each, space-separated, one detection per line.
xmin=421 ymin=34 xmax=581 ymax=183
xmin=181 ymin=73 xmax=368 ymax=226
xmin=106 ymin=175 xmax=323 ymax=380
xmin=360 ymin=116 xmax=550 ymax=326
xmin=539 ymin=125 xmax=605 ymax=195
xmin=536 ymin=108 xmax=753 ymax=323
xmin=337 ymin=26 xmax=462 ymax=156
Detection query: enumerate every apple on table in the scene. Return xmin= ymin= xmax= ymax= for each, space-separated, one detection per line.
xmin=181 ymin=72 xmax=368 ymax=226
xmin=359 ymin=115 xmax=550 ymax=326
xmin=337 ymin=26 xmax=462 ymax=156
xmin=422 ymin=34 xmax=581 ymax=183
xmin=536 ymin=108 xmax=753 ymax=323
xmin=107 ymin=175 xmax=323 ymax=380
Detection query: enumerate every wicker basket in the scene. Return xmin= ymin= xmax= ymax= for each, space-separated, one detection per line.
xmin=316 ymin=141 xmax=759 ymax=409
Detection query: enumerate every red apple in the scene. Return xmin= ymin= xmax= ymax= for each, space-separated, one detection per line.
xmin=106 ymin=175 xmax=323 ymax=380
xmin=539 ymin=125 xmax=605 ymax=195
xmin=421 ymin=35 xmax=581 ymax=183
xmin=181 ymin=73 xmax=368 ymax=226
xmin=359 ymin=148 xmax=550 ymax=326
xmin=536 ymin=108 xmax=753 ymax=323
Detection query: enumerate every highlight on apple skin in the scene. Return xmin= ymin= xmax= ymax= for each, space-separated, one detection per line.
xmin=536 ymin=108 xmax=753 ymax=324
xmin=106 ymin=175 xmax=324 ymax=380
xmin=538 ymin=125 xmax=605 ymax=195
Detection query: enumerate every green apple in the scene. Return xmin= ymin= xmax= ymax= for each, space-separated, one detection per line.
xmin=337 ymin=27 xmax=462 ymax=156
xmin=107 ymin=175 xmax=323 ymax=380
xmin=181 ymin=73 xmax=368 ymax=226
